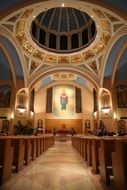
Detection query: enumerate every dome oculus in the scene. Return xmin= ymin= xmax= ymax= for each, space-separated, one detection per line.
xmin=31 ymin=7 xmax=96 ymax=53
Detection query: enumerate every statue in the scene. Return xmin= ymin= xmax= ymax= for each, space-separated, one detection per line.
xmin=71 ymin=128 xmax=76 ymax=136
xmin=0 ymin=119 xmax=9 ymax=135
xmin=94 ymin=120 xmax=107 ymax=136
xmin=37 ymin=119 xmax=43 ymax=134
xmin=118 ymin=120 xmax=126 ymax=136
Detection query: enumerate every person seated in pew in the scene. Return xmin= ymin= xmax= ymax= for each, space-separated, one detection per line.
xmin=22 ymin=120 xmax=34 ymax=135
xmin=71 ymin=128 xmax=76 ymax=136
xmin=53 ymin=128 xmax=57 ymax=136
xmin=107 ymin=131 xmax=117 ymax=136
xmin=95 ymin=120 xmax=108 ymax=136
xmin=14 ymin=120 xmax=24 ymax=135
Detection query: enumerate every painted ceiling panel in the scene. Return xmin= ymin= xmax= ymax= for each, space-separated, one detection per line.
xmin=76 ymin=76 xmax=87 ymax=87
xmin=41 ymin=76 xmax=53 ymax=87
xmin=0 ymin=0 xmax=25 ymax=11
xmin=104 ymin=35 xmax=127 ymax=78
xmin=115 ymin=64 xmax=127 ymax=80
xmin=0 ymin=35 xmax=24 ymax=80
xmin=0 ymin=48 xmax=12 ymax=80
xmin=115 ymin=49 xmax=127 ymax=80
xmin=104 ymin=0 xmax=127 ymax=12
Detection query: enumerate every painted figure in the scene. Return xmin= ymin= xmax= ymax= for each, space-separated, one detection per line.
xmin=0 ymin=85 xmax=11 ymax=107
xmin=19 ymin=95 xmax=24 ymax=107
xmin=60 ymin=89 xmax=68 ymax=110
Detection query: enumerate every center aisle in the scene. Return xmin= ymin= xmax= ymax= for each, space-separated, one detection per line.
xmin=1 ymin=141 xmax=104 ymax=190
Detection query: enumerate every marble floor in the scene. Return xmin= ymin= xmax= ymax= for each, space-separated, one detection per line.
xmin=0 ymin=141 xmax=110 ymax=190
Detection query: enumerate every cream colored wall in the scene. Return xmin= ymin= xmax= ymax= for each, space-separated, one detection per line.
xmin=102 ymin=79 xmax=127 ymax=132
xmin=82 ymin=87 xmax=94 ymax=132
xmin=33 ymin=83 xmax=94 ymax=133
xmin=101 ymin=118 xmax=117 ymax=132
xmin=34 ymin=87 xmax=46 ymax=129
xmin=0 ymin=80 xmax=25 ymax=134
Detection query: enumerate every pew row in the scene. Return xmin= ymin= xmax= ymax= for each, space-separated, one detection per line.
xmin=0 ymin=135 xmax=55 ymax=185
xmin=72 ymin=135 xmax=127 ymax=188
xmin=0 ymin=138 xmax=13 ymax=185
xmin=112 ymin=140 xmax=127 ymax=190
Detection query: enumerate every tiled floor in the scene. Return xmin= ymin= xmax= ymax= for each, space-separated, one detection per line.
xmin=0 ymin=141 xmax=105 ymax=190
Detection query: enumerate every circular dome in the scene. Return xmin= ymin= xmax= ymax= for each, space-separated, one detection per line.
xmin=31 ymin=7 xmax=96 ymax=53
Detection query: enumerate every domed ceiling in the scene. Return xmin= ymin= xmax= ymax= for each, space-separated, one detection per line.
xmin=31 ymin=7 xmax=96 ymax=53
xmin=33 ymin=7 xmax=92 ymax=33
xmin=0 ymin=0 xmax=126 ymax=87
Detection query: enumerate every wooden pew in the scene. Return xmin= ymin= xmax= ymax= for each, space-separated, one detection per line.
xmin=43 ymin=137 xmax=46 ymax=152
xmin=23 ymin=137 xmax=32 ymax=165
xmin=79 ymin=137 xmax=83 ymax=156
xmin=83 ymin=137 xmax=88 ymax=161
xmin=31 ymin=137 xmax=37 ymax=161
xmin=0 ymin=137 xmax=13 ymax=184
xmin=91 ymin=137 xmax=100 ymax=174
xmin=87 ymin=137 xmax=93 ymax=166
xmin=45 ymin=137 xmax=48 ymax=151
xmin=112 ymin=140 xmax=127 ymax=190
xmin=11 ymin=137 xmax=25 ymax=172
xmin=99 ymin=138 xmax=115 ymax=185
xmin=0 ymin=135 xmax=55 ymax=185
xmin=36 ymin=137 xmax=41 ymax=157
xmin=99 ymin=136 xmax=127 ymax=185
xmin=40 ymin=137 xmax=44 ymax=154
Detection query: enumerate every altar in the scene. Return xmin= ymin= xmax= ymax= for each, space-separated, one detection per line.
xmin=59 ymin=124 xmax=68 ymax=141
xmin=59 ymin=131 xmax=67 ymax=142
xmin=55 ymin=134 xmax=72 ymax=141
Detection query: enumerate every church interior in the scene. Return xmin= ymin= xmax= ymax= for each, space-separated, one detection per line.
xmin=0 ymin=0 xmax=127 ymax=189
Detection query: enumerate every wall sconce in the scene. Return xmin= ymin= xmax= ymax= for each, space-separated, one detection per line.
xmin=61 ymin=0 xmax=65 ymax=7
xmin=17 ymin=108 xmax=26 ymax=114
xmin=94 ymin=111 xmax=97 ymax=116
xmin=31 ymin=111 xmax=34 ymax=116
xmin=113 ymin=112 xmax=116 ymax=119
xmin=10 ymin=112 xmax=14 ymax=119
xmin=102 ymin=106 xmax=110 ymax=114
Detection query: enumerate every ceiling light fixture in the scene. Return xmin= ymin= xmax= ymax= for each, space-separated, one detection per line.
xmin=17 ymin=108 xmax=26 ymax=114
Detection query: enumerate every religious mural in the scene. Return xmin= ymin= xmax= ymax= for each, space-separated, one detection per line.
xmin=116 ymin=85 xmax=127 ymax=108
xmin=0 ymin=84 xmax=12 ymax=108
xmin=53 ymin=85 xmax=74 ymax=117
xmin=60 ymin=89 xmax=68 ymax=110
xmin=17 ymin=93 xmax=26 ymax=109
